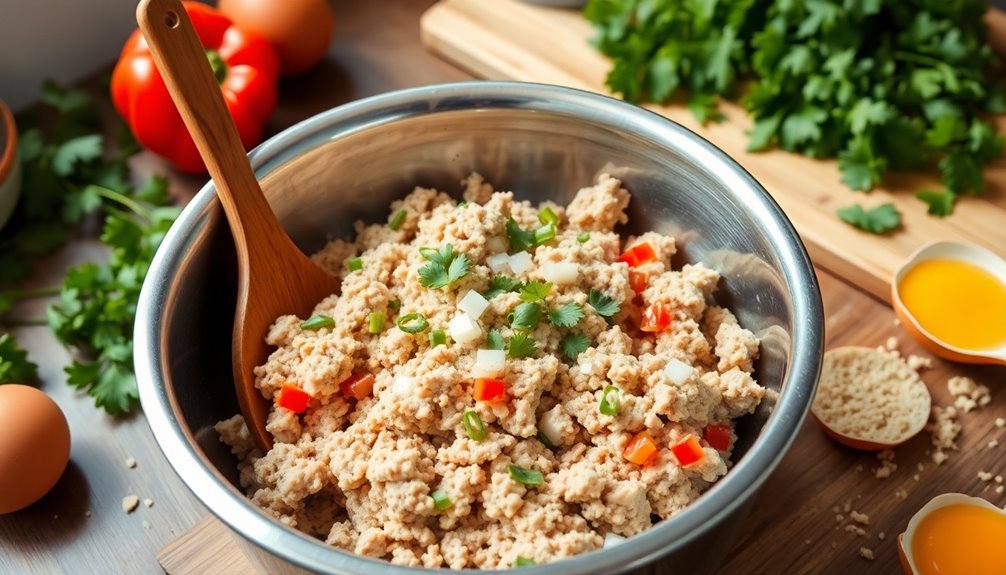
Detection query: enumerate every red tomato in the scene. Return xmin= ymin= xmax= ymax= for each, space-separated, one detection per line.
xmin=623 ymin=430 xmax=659 ymax=466
xmin=218 ymin=0 xmax=334 ymax=77
xmin=670 ymin=435 xmax=705 ymax=467
xmin=474 ymin=378 xmax=506 ymax=402
xmin=277 ymin=384 xmax=311 ymax=413
xmin=618 ymin=242 xmax=657 ymax=267
xmin=640 ymin=304 xmax=672 ymax=333
xmin=703 ymin=423 xmax=733 ymax=452
xmin=339 ymin=372 xmax=375 ymax=400
xmin=629 ymin=270 xmax=648 ymax=296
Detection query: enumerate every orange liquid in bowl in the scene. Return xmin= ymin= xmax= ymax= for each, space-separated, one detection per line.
xmin=911 ymin=503 xmax=1006 ymax=575
xmin=898 ymin=258 xmax=1006 ymax=350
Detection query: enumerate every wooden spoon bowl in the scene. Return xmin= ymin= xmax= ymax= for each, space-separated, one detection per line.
xmin=137 ymin=0 xmax=340 ymax=451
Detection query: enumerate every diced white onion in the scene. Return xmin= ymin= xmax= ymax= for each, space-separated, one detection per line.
xmin=603 ymin=533 xmax=626 ymax=548
xmin=508 ymin=251 xmax=534 ymax=274
xmin=392 ymin=375 xmax=415 ymax=396
xmin=487 ymin=236 xmax=506 ymax=253
xmin=538 ymin=409 xmax=564 ymax=447
xmin=448 ymin=312 xmax=482 ymax=344
xmin=486 ymin=252 xmax=511 ymax=274
xmin=473 ymin=349 xmax=506 ymax=378
xmin=663 ymin=358 xmax=695 ymax=386
xmin=541 ymin=262 xmax=578 ymax=285
xmin=457 ymin=290 xmax=490 ymax=320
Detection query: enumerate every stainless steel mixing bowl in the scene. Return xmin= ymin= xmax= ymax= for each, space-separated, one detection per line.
xmin=135 ymin=81 xmax=823 ymax=574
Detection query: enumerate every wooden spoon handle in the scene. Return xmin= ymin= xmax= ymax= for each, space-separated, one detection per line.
xmin=136 ymin=0 xmax=282 ymax=250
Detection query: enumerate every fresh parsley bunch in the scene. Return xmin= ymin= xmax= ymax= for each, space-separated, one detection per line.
xmin=0 ymin=81 xmax=177 ymax=414
xmin=585 ymin=0 xmax=1005 ymax=229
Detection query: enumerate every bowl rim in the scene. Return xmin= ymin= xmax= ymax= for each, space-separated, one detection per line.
xmin=135 ymin=80 xmax=823 ymax=574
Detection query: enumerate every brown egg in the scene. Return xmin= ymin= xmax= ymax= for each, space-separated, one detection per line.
xmin=0 ymin=385 xmax=71 ymax=514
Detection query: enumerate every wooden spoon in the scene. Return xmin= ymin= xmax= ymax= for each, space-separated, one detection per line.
xmin=137 ymin=0 xmax=340 ymax=452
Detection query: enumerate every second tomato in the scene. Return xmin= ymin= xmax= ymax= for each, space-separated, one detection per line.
xmin=218 ymin=0 xmax=335 ymax=77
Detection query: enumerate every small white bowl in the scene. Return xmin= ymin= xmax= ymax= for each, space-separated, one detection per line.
xmin=0 ymin=99 xmax=22 ymax=231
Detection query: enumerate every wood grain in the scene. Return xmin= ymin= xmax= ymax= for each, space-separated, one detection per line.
xmin=420 ymin=0 xmax=1006 ymax=301
xmin=136 ymin=0 xmax=341 ymax=451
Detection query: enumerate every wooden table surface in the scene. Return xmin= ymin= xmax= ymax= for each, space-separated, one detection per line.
xmin=1 ymin=2 xmax=1003 ymax=574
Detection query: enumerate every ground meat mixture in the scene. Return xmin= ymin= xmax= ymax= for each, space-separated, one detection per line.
xmin=216 ymin=173 xmax=765 ymax=569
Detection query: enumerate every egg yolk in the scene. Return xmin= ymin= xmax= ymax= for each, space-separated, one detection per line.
xmin=911 ymin=503 xmax=1006 ymax=575
xmin=898 ymin=258 xmax=1006 ymax=350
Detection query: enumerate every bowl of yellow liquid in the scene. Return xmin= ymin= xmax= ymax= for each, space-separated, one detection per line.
xmin=892 ymin=240 xmax=1006 ymax=365
xmin=898 ymin=493 xmax=1006 ymax=575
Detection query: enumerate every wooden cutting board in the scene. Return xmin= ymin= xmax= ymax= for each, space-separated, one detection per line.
xmin=420 ymin=0 xmax=1006 ymax=301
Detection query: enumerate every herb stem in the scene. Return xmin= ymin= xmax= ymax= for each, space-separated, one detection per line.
xmin=91 ymin=185 xmax=153 ymax=222
xmin=2 ymin=317 xmax=48 ymax=327
xmin=0 ymin=287 xmax=60 ymax=300
xmin=892 ymin=50 xmax=945 ymax=69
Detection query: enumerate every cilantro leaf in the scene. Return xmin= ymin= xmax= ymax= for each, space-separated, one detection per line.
xmin=508 ymin=302 xmax=541 ymax=331
xmin=486 ymin=329 xmax=505 ymax=351
xmin=505 ymin=218 xmax=536 ymax=252
xmin=51 ymin=134 xmax=103 ymax=177
xmin=482 ymin=275 xmax=523 ymax=300
xmin=561 ymin=332 xmax=591 ymax=361
xmin=507 ymin=332 xmax=538 ymax=358
xmin=836 ymin=203 xmax=901 ymax=234
xmin=587 ymin=289 xmax=620 ymax=318
xmin=0 ymin=333 xmax=38 ymax=384
xmin=547 ymin=302 xmax=584 ymax=328
xmin=418 ymin=244 xmax=471 ymax=289
xmin=915 ymin=190 xmax=955 ymax=217
xmin=519 ymin=281 xmax=552 ymax=303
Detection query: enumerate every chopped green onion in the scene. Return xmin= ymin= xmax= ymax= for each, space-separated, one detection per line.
xmin=388 ymin=299 xmax=401 ymax=314
xmin=389 ymin=209 xmax=408 ymax=231
xmin=419 ymin=247 xmax=440 ymax=260
xmin=507 ymin=464 xmax=543 ymax=487
xmin=599 ymin=385 xmax=621 ymax=416
xmin=513 ymin=557 xmax=536 ymax=567
xmin=299 ymin=314 xmax=335 ymax=331
xmin=538 ymin=207 xmax=559 ymax=226
xmin=577 ymin=232 xmax=590 ymax=243
xmin=462 ymin=410 xmax=486 ymax=441
xmin=533 ymin=223 xmax=556 ymax=245
xmin=431 ymin=489 xmax=453 ymax=511
xmin=457 ymin=200 xmax=469 ymax=208
xmin=536 ymin=430 xmax=555 ymax=450
xmin=368 ymin=311 xmax=385 ymax=334
xmin=429 ymin=330 xmax=447 ymax=347
xmin=397 ymin=313 xmax=428 ymax=333
xmin=346 ymin=257 xmax=363 ymax=271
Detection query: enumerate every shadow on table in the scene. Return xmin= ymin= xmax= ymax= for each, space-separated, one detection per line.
xmin=0 ymin=460 xmax=90 ymax=546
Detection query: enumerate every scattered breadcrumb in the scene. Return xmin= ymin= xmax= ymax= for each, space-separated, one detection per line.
xmin=143 ymin=498 xmax=153 ymax=508
xmin=859 ymin=547 xmax=875 ymax=561
xmin=906 ymin=355 xmax=932 ymax=371
xmin=850 ymin=510 xmax=870 ymax=525
xmin=125 ymin=456 xmax=136 ymax=469
xmin=845 ymin=525 xmax=867 ymax=536
xmin=835 ymin=514 xmax=844 ymax=523
xmin=874 ymin=449 xmax=897 ymax=479
xmin=84 ymin=510 xmax=91 ymax=517
xmin=804 ymin=539 xmax=811 ymax=545
xmin=996 ymin=475 xmax=1003 ymax=484
xmin=913 ymin=474 xmax=920 ymax=482
xmin=990 ymin=439 xmax=1000 ymax=449
xmin=878 ymin=531 xmax=886 ymax=541
xmin=121 ymin=495 xmax=139 ymax=514
xmin=947 ymin=376 xmax=991 ymax=413
xmin=996 ymin=417 xmax=1006 ymax=428
xmin=896 ymin=488 xmax=909 ymax=499
xmin=843 ymin=501 xmax=852 ymax=514
xmin=997 ymin=485 xmax=1005 ymax=495
xmin=856 ymin=464 xmax=864 ymax=472
xmin=142 ymin=520 xmax=151 ymax=530
xmin=979 ymin=471 xmax=994 ymax=481
xmin=884 ymin=336 xmax=899 ymax=351
xmin=916 ymin=463 xmax=925 ymax=472
xmin=927 ymin=406 xmax=961 ymax=464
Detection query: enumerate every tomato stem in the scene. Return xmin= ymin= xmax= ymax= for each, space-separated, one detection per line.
xmin=205 ymin=50 xmax=227 ymax=83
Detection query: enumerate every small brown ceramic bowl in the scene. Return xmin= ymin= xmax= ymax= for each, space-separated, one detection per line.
xmin=0 ymin=99 xmax=22 ymax=230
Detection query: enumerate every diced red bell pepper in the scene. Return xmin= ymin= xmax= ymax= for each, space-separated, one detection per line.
xmin=703 ymin=423 xmax=733 ymax=452
xmin=618 ymin=242 xmax=657 ymax=268
xmin=474 ymin=377 xmax=507 ymax=402
xmin=339 ymin=372 xmax=375 ymax=400
xmin=629 ymin=270 xmax=648 ymax=296
xmin=623 ymin=430 xmax=659 ymax=466
xmin=640 ymin=304 xmax=672 ymax=333
xmin=671 ymin=434 xmax=705 ymax=467
xmin=277 ymin=383 xmax=312 ymax=413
